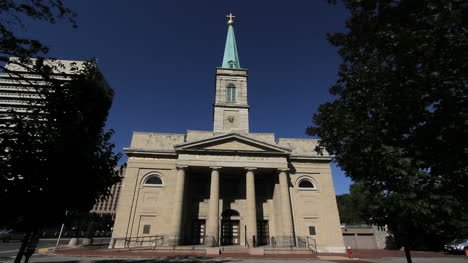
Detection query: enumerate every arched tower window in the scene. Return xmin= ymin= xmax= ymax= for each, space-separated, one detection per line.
xmin=226 ymin=84 xmax=237 ymax=103
xmin=144 ymin=175 xmax=163 ymax=185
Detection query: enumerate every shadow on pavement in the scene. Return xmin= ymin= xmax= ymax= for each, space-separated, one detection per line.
xmin=25 ymin=256 xmax=242 ymax=263
xmin=93 ymin=256 xmax=241 ymax=262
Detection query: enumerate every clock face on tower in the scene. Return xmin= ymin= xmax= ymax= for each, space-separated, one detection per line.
xmin=223 ymin=111 xmax=240 ymax=130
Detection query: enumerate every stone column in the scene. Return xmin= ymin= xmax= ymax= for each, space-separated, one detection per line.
xmin=279 ymin=169 xmax=295 ymax=245
xmin=245 ymin=168 xmax=257 ymax=247
xmin=206 ymin=167 xmax=221 ymax=246
xmin=171 ymin=166 xmax=187 ymax=245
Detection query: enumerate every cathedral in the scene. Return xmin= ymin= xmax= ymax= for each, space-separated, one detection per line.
xmin=111 ymin=15 xmax=345 ymax=253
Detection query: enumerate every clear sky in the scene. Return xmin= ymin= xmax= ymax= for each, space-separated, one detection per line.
xmin=19 ymin=0 xmax=353 ymax=194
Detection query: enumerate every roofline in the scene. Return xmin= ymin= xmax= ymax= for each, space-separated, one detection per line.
xmin=173 ymin=132 xmax=291 ymax=151
xmin=124 ymin=148 xmax=177 ymax=157
xmin=132 ymin=131 xmax=185 ymax=136
xmin=289 ymin=154 xmax=333 ymax=161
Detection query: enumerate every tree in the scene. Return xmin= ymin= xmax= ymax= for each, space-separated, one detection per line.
xmin=0 ymin=0 xmax=76 ymax=67
xmin=336 ymin=183 xmax=372 ymax=225
xmin=308 ymin=1 xmax=467 ymax=262
xmin=64 ymin=212 xmax=115 ymax=239
xmin=0 ymin=60 xmax=123 ymax=263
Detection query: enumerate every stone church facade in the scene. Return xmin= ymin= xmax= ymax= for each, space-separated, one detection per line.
xmin=111 ymin=16 xmax=345 ymax=253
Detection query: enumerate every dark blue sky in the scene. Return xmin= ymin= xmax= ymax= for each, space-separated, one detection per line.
xmin=21 ymin=0 xmax=353 ymax=194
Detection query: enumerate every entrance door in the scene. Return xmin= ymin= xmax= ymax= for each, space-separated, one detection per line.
xmin=257 ymin=220 xmax=269 ymax=246
xmin=191 ymin=219 xmax=205 ymax=245
xmin=221 ymin=220 xmax=240 ymax=245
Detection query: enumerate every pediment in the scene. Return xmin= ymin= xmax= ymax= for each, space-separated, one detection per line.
xmin=174 ymin=133 xmax=291 ymax=155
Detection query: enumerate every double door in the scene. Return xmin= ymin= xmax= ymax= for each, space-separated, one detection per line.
xmin=191 ymin=219 xmax=205 ymax=244
xmin=221 ymin=220 xmax=240 ymax=245
xmin=257 ymin=220 xmax=269 ymax=246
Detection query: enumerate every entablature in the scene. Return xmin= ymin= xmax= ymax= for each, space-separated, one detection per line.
xmin=289 ymin=154 xmax=333 ymax=162
xmin=124 ymin=147 xmax=177 ymax=159
xmin=176 ymin=153 xmax=288 ymax=169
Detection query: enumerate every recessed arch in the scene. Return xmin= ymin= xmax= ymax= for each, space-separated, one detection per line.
xmin=299 ymin=180 xmax=314 ymax=188
xmin=145 ymin=176 xmax=162 ymax=185
xmin=295 ymin=176 xmax=318 ymax=191
xmin=141 ymin=172 xmax=165 ymax=187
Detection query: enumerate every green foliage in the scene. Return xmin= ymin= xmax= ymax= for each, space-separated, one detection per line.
xmin=0 ymin=60 xmax=123 ymax=231
xmin=65 ymin=212 xmax=115 ymax=238
xmin=336 ymin=183 xmax=372 ymax=224
xmin=309 ymin=0 xmax=467 ymax=251
xmin=0 ymin=0 xmax=76 ymax=65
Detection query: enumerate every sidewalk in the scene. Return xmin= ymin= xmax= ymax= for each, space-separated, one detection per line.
xmin=49 ymin=246 xmax=466 ymax=261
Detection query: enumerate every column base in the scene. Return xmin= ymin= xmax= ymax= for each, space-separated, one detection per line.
xmin=249 ymin=247 xmax=264 ymax=255
xmin=206 ymin=247 xmax=220 ymax=255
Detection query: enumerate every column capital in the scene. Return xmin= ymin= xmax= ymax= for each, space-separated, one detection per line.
xmin=176 ymin=165 xmax=188 ymax=170
xmin=245 ymin=167 xmax=257 ymax=171
xmin=209 ymin=166 xmax=222 ymax=171
xmin=278 ymin=168 xmax=289 ymax=173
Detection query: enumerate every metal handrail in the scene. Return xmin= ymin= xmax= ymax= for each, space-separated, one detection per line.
xmin=266 ymin=235 xmax=316 ymax=249
xmin=307 ymin=236 xmax=317 ymax=253
xmin=204 ymin=235 xmax=218 ymax=247
xmin=110 ymin=235 xmax=163 ymax=249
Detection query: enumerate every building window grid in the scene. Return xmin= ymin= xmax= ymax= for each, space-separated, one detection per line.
xmin=104 ymin=198 xmax=110 ymax=211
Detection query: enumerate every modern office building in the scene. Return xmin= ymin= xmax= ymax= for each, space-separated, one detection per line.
xmin=0 ymin=58 xmax=86 ymax=125
xmin=90 ymin=173 xmax=124 ymax=217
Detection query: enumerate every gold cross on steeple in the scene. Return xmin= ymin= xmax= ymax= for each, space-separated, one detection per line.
xmin=226 ymin=13 xmax=235 ymax=25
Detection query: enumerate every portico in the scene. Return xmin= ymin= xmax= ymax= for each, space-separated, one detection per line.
xmin=168 ymin=132 xmax=295 ymax=247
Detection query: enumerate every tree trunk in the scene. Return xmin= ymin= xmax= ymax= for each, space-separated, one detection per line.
xmin=14 ymin=231 xmax=31 ymax=263
xmin=24 ymin=230 xmax=40 ymax=263
xmin=404 ymin=246 xmax=412 ymax=263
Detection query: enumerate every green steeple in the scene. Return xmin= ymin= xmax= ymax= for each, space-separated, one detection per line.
xmin=221 ymin=15 xmax=241 ymax=69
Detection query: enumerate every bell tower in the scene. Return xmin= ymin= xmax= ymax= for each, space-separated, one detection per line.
xmin=213 ymin=14 xmax=249 ymax=134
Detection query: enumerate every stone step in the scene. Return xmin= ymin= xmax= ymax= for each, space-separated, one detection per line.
xmin=264 ymin=247 xmax=315 ymax=255
xmin=220 ymin=246 xmax=249 ymax=253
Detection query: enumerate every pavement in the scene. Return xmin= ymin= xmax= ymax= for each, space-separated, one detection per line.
xmin=0 ymin=241 xmax=467 ymax=263
xmin=3 ymin=254 xmax=468 ymax=263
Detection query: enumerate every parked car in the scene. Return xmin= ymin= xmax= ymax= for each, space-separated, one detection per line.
xmin=444 ymin=238 xmax=468 ymax=253
xmin=0 ymin=229 xmax=12 ymax=242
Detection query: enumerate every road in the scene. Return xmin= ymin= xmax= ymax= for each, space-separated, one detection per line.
xmin=0 ymin=238 xmax=111 ymax=262
xmin=0 ymin=238 xmax=69 ymax=259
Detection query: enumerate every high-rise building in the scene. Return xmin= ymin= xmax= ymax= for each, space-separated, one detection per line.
xmin=0 ymin=58 xmax=86 ymax=125
xmin=90 ymin=172 xmax=124 ymax=217
xmin=1 ymin=57 xmax=121 ymax=216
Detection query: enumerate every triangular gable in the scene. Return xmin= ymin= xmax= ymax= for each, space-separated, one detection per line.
xmin=174 ymin=132 xmax=291 ymax=154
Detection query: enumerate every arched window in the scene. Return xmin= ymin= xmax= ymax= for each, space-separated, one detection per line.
xmin=226 ymin=84 xmax=237 ymax=103
xmin=298 ymin=179 xmax=315 ymax=189
xmin=144 ymin=176 xmax=163 ymax=185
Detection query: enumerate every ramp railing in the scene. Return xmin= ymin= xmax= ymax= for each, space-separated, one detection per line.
xmin=109 ymin=235 xmax=164 ymax=249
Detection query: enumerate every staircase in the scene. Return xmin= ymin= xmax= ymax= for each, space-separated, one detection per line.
xmin=264 ymin=246 xmax=315 ymax=255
